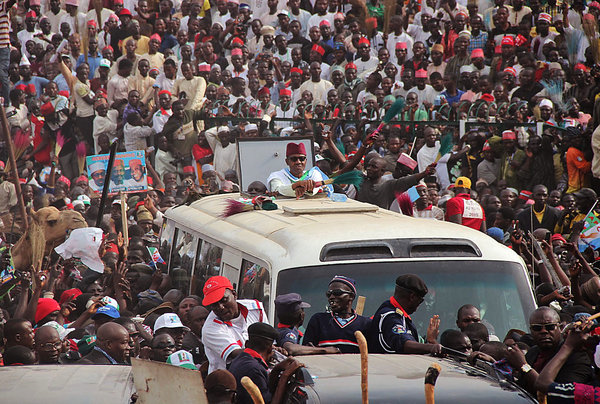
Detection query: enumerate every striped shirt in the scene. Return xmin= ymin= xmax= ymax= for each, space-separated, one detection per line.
xmin=0 ymin=0 xmax=10 ymax=48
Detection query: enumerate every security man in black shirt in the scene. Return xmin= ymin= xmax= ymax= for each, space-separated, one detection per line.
xmin=368 ymin=274 xmax=442 ymax=355
xmin=228 ymin=323 xmax=302 ymax=404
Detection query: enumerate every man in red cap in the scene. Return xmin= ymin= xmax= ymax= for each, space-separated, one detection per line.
xmin=267 ymin=142 xmax=331 ymax=198
xmin=354 ymin=37 xmax=378 ymax=77
xmin=499 ymin=130 xmax=526 ymax=189
xmin=201 ymin=276 xmax=268 ymax=373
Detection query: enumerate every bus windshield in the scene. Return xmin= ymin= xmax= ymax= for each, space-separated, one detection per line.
xmin=276 ymin=260 xmax=534 ymax=340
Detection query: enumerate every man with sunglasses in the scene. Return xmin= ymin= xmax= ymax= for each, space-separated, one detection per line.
xmin=506 ymin=307 xmax=594 ymax=394
xmin=201 ymin=276 xmax=268 ymax=373
xmin=368 ymin=274 xmax=443 ymax=355
xmin=302 ymin=275 xmax=371 ymax=353
xmin=267 ymin=142 xmax=331 ymax=198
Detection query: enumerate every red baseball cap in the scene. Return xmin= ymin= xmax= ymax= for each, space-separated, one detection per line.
xmin=203 ymin=276 xmax=233 ymax=305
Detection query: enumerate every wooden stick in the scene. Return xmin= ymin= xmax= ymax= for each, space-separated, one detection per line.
xmin=354 ymin=330 xmax=368 ymax=404
xmin=241 ymin=376 xmax=265 ymax=404
xmin=355 ymin=295 xmax=366 ymax=316
xmin=119 ymin=191 xmax=128 ymax=258
xmin=537 ymin=391 xmax=547 ymax=404
xmin=0 ymin=104 xmax=28 ymax=230
xmin=424 ymin=362 xmax=441 ymax=404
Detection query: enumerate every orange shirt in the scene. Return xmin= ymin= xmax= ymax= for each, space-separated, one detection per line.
xmin=566 ymin=147 xmax=591 ymax=193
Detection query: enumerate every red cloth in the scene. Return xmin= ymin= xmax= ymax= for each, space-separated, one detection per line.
xmin=445 ymin=193 xmax=485 ymax=231
xmin=32 ymin=115 xmax=51 ymax=165
xmin=35 ymin=298 xmax=60 ymax=324
xmin=59 ymin=288 xmax=82 ymax=305
xmin=192 ymin=144 xmax=213 ymax=161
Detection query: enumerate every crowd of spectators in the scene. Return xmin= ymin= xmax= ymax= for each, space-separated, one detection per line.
xmin=4 ymin=0 xmax=600 ymax=401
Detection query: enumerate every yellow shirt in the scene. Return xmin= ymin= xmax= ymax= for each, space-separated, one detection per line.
xmin=173 ymin=76 xmax=207 ymax=110
xmin=121 ymin=35 xmax=150 ymax=55
xmin=128 ymin=74 xmax=156 ymax=104
xmin=140 ymin=52 xmax=165 ymax=70
xmin=533 ymin=205 xmax=546 ymax=224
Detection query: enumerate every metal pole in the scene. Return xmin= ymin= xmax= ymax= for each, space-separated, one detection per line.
xmin=0 ymin=104 xmax=28 ymax=230
xmin=95 ymin=141 xmax=118 ymax=227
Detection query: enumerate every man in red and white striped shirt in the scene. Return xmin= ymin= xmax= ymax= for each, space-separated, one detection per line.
xmin=201 ymin=276 xmax=268 ymax=373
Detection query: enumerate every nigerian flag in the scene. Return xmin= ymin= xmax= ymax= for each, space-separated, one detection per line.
xmin=579 ymin=211 xmax=600 ymax=251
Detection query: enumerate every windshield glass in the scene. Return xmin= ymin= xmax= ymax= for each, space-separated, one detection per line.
xmin=276 ymin=260 xmax=534 ymax=340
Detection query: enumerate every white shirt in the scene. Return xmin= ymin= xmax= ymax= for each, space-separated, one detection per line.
xmin=153 ymin=108 xmax=172 ymax=133
xmin=58 ymin=12 xmax=86 ymax=36
xmin=387 ymin=32 xmax=414 ymax=60
xmin=417 ymin=141 xmax=440 ymax=172
xmin=47 ymin=9 xmax=67 ymax=33
xmin=17 ymin=28 xmax=41 ymax=51
xmin=202 ymin=300 xmax=268 ymax=373
xmin=306 ymin=12 xmax=335 ymax=31
xmin=267 ymin=167 xmax=327 ymax=197
xmin=354 ymin=56 xmax=379 ymax=78
xmin=408 ymin=84 xmax=437 ymax=106
xmin=294 ymin=79 xmax=333 ymax=104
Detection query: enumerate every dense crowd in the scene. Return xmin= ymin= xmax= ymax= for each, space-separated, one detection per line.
xmin=4 ymin=0 xmax=600 ymax=401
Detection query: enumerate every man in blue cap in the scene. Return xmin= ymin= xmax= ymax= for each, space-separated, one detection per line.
xmin=274 ymin=293 xmax=340 ymax=355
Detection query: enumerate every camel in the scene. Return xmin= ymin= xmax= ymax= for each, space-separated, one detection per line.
xmin=11 ymin=207 xmax=87 ymax=271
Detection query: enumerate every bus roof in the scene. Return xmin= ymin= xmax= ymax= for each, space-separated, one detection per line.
xmin=165 ymin=194 xmax=521 ymax=270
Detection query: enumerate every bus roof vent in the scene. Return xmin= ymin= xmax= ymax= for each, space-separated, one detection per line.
xmin=320 ymin=239 xmax=481 ymax=261
xmin=409 ymin=241 xmax=480 ymax=258
xmin=320 ymin=242 xmax=393 ymax=261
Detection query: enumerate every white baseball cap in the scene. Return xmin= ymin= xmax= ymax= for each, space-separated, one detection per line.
xmin=154 ymin=313 xmax=190 ymax=333
xmin=167 ymin=350 xmax=197 ymax=370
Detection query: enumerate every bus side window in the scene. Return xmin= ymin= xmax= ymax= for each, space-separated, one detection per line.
xmin=194 ymin=240 xmax=223 ymax=297
xmin=159 ymin=220 xmax=175 ymax=267
xmin=171 ymin=229 xmax=196 ymax=294
xmin=238 ymin=260 xmax=270 ymax=315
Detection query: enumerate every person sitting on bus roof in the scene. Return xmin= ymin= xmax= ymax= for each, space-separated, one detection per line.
xmin=367 ymin=274 xmax=443 ymax=355
xmin=302 ymin=276 xmax=371 ymax=353
xmin=274 ymin=293 xmax=340 ymax=356
xmin=267 ymin=142 xmax=332 ymax=199
xmin=201 ymin=276 xmax=268 ymax=373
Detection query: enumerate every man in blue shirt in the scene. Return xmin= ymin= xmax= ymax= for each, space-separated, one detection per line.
xmin=368 ymin=274 xmax=442 ymax=355
xmin=77 ymin=35 xmax=102 ymax=79
xmin=15 ymin=56 xmax=49 ymax=97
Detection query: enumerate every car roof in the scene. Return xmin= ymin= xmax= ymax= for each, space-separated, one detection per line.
xmin=0 ymin=365 xmax=134 ymax=403
xmin=297 ymin=354 xmax=535 ymax=403
xmin=165 ymin=193 xmax=521 ymax=269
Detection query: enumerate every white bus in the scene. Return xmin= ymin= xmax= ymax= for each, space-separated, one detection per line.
xmin=160 ymin=194 xmax=536 ymax=338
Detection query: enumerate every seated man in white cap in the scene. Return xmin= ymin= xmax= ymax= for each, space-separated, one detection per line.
xmin=267 ymin=142 xmax=331 ymax=198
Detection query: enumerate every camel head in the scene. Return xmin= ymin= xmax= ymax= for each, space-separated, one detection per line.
xmin=11 ymin=207 xmax=87 ymax=271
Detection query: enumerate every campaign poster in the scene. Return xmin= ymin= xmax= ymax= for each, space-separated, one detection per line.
xmin=86 ymin=151 xmax=148 ymax=194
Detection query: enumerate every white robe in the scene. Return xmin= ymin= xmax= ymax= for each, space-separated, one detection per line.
xmin=267 ymin=166 xmax=330 ymax=197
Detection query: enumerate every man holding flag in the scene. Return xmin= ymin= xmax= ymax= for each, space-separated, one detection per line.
xmin=574 ymin=188 xmax=600 ymax=251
